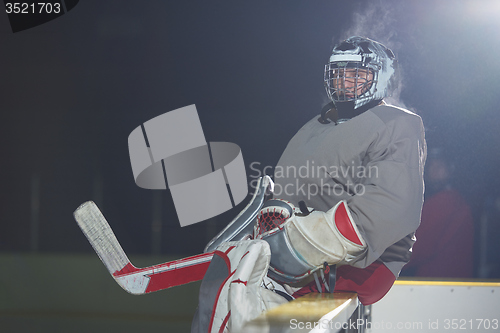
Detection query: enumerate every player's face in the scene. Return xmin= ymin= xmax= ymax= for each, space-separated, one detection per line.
xmin=332 ymin=68 xmax=374 ymax=99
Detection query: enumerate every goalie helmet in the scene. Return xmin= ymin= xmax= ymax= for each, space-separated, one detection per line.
xmin=324 ymin=36 xmax=397 ymax=109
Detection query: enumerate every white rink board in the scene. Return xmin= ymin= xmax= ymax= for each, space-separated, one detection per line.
xmin=369 ymin=281 xmax=500 ymax=332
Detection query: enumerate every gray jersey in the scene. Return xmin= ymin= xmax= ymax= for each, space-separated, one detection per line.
xmin=274 ymin=104 xmax=426 ymax=277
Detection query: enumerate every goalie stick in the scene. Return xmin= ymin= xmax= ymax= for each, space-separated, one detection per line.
xmin=73 ymin=176 xmax=273 ymax=295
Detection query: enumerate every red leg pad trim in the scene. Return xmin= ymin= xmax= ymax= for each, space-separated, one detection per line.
xmin=335 ymin=201 xmax=363 ymax=246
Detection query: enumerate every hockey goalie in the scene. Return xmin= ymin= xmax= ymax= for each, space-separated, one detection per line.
xmin=73 ymin=35 xmax=425 ymax=333
xmin=191 ymin=36 xmax=426 ymax=332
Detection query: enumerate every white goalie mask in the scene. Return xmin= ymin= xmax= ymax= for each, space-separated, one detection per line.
xmin=324 ymin=36 xmax=397 ymax=109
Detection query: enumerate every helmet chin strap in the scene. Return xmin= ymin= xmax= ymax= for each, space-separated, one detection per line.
xmin=319 ymin=99 xmax=382 ymax=125
xmin=318 ymin=101 xmax=335 ymax=124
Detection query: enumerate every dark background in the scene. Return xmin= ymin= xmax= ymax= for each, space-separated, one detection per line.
xmin=1 ymin=0 xmax=499 ymax=277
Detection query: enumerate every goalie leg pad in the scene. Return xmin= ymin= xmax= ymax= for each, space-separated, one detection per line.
xmin=191 ymin=240 xmax=287 ymax=333
xmin=285 ymin=200 xmax=367 ymax=267
xmin=334 ymin=200 xmax=365 ymax=246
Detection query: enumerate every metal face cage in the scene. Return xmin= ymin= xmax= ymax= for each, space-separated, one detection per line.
xmin=324 ymin=62 xmax=377 ymax=103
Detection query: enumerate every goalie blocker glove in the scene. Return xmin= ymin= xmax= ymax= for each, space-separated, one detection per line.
xmin=256 ymin=199 xmax=367 ymax=284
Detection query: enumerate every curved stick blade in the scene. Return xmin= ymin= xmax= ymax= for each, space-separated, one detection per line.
xmin=74 ymin=201 xmax=132 ymax=275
